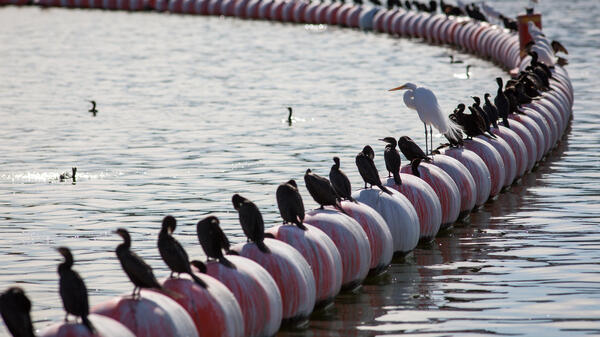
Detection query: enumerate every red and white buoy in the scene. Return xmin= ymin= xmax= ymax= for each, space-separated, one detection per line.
xmin=231 ymin=238 xmax=316 ymax=324
xmin=202 ymin=256 xmax=282 ymax=337
xmin=92 ymin=290 xmax=198 ymax=337
xmin=162 ymin=275 xmax=245 ymax=337
xmin=40 ymin=314 xmax=135 ymax=337
xmin=438 ymin=146 xmax=492 ymax=208
xmin=265 ymin=224 xmax=342 ymax=307
xmin=509 ymin=114 xmax=546 ymax=163
xmin=463 ymin=138 xmax=505 ymax=199
xmin=340 ymin=200 xmax=394 ymax=274
xmin=476 ymin=135 xmax=518 ymax=187
xmin=520 ymin=107 xmax=553 ymax=155
xmin=400 ymin=162 xmax=461 ymax=229
xmin=352 ymin=186 xmax=420 ymax=253
xmin=429 ymin=154 xmax=477 ymax=219
xmin=380 ymin=176 xmax=440 ymax=243
xmin=304 ymin=209 xmax=371 ymax=290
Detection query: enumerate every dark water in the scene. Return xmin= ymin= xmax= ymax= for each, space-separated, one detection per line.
xmin=1 ymin=0 xmax=599 ymax=336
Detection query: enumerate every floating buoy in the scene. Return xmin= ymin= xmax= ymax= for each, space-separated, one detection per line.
xmin=92 ymin=290 xmax=198 ymax=337
xmin=400 ymin=162 xmax=460 ymax=229
xmin=358 ymin=7 xmax=378 ymax=31
xmin=340 ymin=200 xmax=394 ymax=274
xmin=521 ymin=107 xmax=553 ymax=154
xmin=40 ymin=314 xmax=135 ymax=337
xmin=162 ymin=276 xmax=245 ymax=337
xmin=438 ymin=147 xmax=492 ymax=207
xmin=265 ymin=224 xmax=342 ymax=307
xmin=304 ymin=209 xmax=371 ymax=290
xmin=524 ymin=101 xmax=561 ymax=146
xmin=234 ymin=0 xmax=250 ymax=17
xmin=491 ymin=125 xmax=529 ymax=178
xmin=292 ymin=0 xmax=307 ymax=23
xmin=429 ymin=154 xmax=477 ymax=219
xmin=463 ymin=138 xmax=505 ymax=198
xmin=509 ymin=113 xmax=546 ymax=163
xmin=477 ymin=135 xmax=517 ymax=187
xmin=325 ymin=2 xmax=341 ymax=25
xmin=195 ymin=0 xmax=209 ymax=15
xmin=202 ymin=256 xmax=282 ymax=337
xmin=336 ymin=3 xmax=352 ymax=27
xmin=303 ymin=1 xmax=318 ymax=23
xmin=379 ymin=176 xmax=440 ymax=243
xmin=231 ymin=238 xmax=316 ymax=324
xmin=346 ymin=5 xmax=361 ymax=28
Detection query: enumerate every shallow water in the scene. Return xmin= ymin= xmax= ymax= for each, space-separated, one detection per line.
xmin=1 ymin=0 xmax=599 ymax=336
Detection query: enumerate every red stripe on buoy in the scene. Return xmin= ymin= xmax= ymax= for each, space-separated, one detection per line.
xmin=162 ymin=275 xmax=244 ymax=337
xmin=202 ymin=256 xmax=282 ymax=337
xmin=92 ymin=290 xmax=198 ymax=337
xmin=440 ymin=147 xmax=492 ymax=207
xmin=304 ymin=209 xmax=371 ymax=290
xmin=429 ymin=154 xmax=477 ymax=218
xmin=40 ymin=314 xmax=135 ymax=337
xmin=231 ymin=239 xmax=316 ymax=323
xmin=477 ymin=135 xmax=517 ymax=187
xmin=463 ymin=138 xmax=505 ymax=198
xmin=266 ymin=224 xmax=342 ymax=307
xmin=492 ymin=125 xmax=529 ymax=178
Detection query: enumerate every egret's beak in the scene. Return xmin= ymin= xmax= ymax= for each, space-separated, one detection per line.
xmin=388 ymin=85 xmax=407 ymax=91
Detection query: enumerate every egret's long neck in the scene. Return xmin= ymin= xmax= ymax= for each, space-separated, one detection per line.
xmin=403 ymin=90 xmax=416 ymax=110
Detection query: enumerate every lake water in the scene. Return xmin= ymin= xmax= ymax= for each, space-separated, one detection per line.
xmin=1 ymin=0 xmax=599 ymax=336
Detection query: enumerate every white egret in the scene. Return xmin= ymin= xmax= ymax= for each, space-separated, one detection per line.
xmin=389 ymin=83 xmax=462 ymax=155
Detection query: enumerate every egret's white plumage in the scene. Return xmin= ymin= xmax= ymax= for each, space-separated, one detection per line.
xmin=390 ymin=83 xmax=462 ymax=155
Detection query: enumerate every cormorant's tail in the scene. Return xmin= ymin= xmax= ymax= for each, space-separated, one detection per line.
xmin=294 ymin=219 xmax=308 ymax=231
xmin=190 ymin=260 xmax=207 ymax=273
xmin=411 ymin=159 xmax=422 ymax=177
xmin=219 ymin=256 xmax=237 ymax=269
xmin=393 ymin=171 xmax=402 ymax=185
xmin=378 ymin=184 xmax=394 ymax=195
xmin=82 ymin=315 xmax=96 ymax=334
xmin=334 ymin=202 xmax=350 ymax=216
xmin=189 ymin=271 xmax=208 ymax=288
xmin=256 ymin=240 xmax=271 ymax=254
xmin=348 ymin=195 xmax=358 ymax=203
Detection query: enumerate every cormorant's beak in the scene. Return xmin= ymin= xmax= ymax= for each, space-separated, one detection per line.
xmin=388 ymin=84 xmax=407 ymax=91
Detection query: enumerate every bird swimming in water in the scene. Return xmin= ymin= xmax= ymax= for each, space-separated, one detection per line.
xmin=59 ymin=167 xmax=77 ymax=182
xmin=0 ymin=287 xmax=35 ymax=337
xmin=449 ymin=55 xmax=463 ymax=64
xmin=196 ymin=216 xmax=235 ymax=269
xmin=114 ymin=228 xmax=165 ymax=298
xmin=56 ymin=247 xmax=95 ymax=334
xmin=232 ymin=194 xmax=270 ymax=253
xmin=287 ymin=107 xmax=293 ymax=126
xmin=398 ymin=136 xmax=430 ymax=177
xmin=157 ymin=215 xmax=207 ymax=288
xmin=88 ymin=101 xmax=97 ymax=117
xmin=355 ymin=145 xmax=393 ymax=194
xmin=329 ymin=157 xmax=356 ymax=203
xmin=389 ymin=82 xmax=462 ymax=155
xmin=304 ymin=169 xmax=348 ymax=214
xmin=379 ymin=137 xmax=402 ymax=185
xmin=276 ymin=180 xmax=307 ymax=230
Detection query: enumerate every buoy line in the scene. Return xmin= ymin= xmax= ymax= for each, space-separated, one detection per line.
xmin=0 ymin=2 xmax=573 ymax=337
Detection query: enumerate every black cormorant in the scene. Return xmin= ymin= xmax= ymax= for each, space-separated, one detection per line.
xmin=329 ymin=157 xmax=356 ymax=203
xmin=157 ymin=216 xmax=207 ymax=288
xmin=483 ymin=93 xmax=499 ymax=129
xmin=56 ymin=247 xmax=94 ymax=334
xmin=0 ymin=287 xmax=35 ymax=337
xmin=494 ymin=77 xmax=510 ymax=128
xmin=355 ymin=145 xmax=393 ymax=194
xmin=379 ymin=137 xmax=402 ymax=185
xmin=276 ymin=180 xmax=307 ymax=230
xmin=232 ymin=194 xmax=269 ymax=253
xmin=196 ymin=216 xmax=235 ymax=268
xmin=398 ymin=136 xmax=430 ymax=177
xmin=304 ymin=169 xmax=348 ymax=213
xmin=114 ymin=228 xmax=165 ymax=298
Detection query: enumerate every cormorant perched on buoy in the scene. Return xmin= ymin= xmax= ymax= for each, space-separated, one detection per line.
xmin=398 ymin=136 xmax=430 ymax=177
xmin=276 ymin=180 xmax=307 ymax=230
xmin=329 ymin=157 xmax=356 ymax=203
xmin=494 ymin=77 xmax=510 ymax=128
xmin=304 ymin=169 xmax=348 ymax=213
xmin=59 ymin=167 xmax=77 ymax=182
xmin=450 ymin=103 xmax=485 ymax=139
xmin=114 ymin=228 xmax=165 ymax=298
xmin=157 ymin=216 xmax=207 ymax=288
xmin=196 ymin=216 xmax=235 ymax=269
xmin=483 ymin=93 xmax=499 ymax=129
xmin=0 ymin=287 xmax=35 ymax=337
xmin=355 ymin=145 xmax=393 ymax=194
xmin=498 ymin=14 xmax=518 ymax=31
xmin=440 ymin=0 xmax=462 ymax=16
xmin=472 ymin=96 xmax=496 ymax=138
xmin=369 ymin=0 xmax=381 ymax=6
xmin=56 ymin=247 xmax=95 ymax=334
xmin=379 ymin=137 xmax=402 ymax=185
xmin=88 ymin=100 xmax=97 ymax=117
xmin=232 ymin=194 xmax=269 ymax=253
xmin=465 ymin=3 xmax=487 ymax=21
